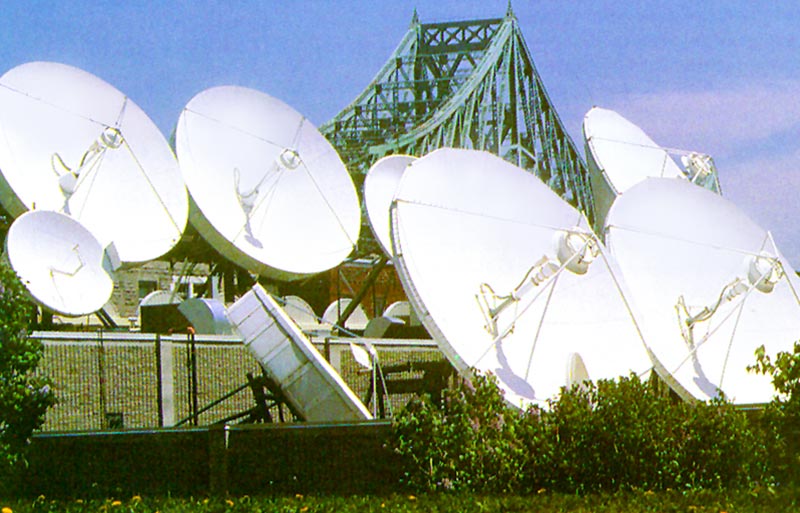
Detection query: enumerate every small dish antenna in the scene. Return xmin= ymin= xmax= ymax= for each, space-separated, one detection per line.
xmin=281 ymin=295 xmax=321 ymax=331
xmin=383 ymin=300 xmax=421 ymax=326
xmin=364 ymin=155 xmax=417 ymax=257
xmin=322 ymin=298 xmax=370 ymax=331
xmin=5 ymin=210 xmax=115 ymax=316
xmin=605 ymin=177 xmax=800 ymax=404
xmin=390 ymin=148 xmax=653 ymax=408
xmin=583 ymin=107 xmax=720 ymax=232
xmin=175 ymin=86 xmax=361 ymax=280
xmin=0 ymin=61 xmax=188 ymax=264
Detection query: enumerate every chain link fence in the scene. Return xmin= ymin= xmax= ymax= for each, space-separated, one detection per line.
xmin=33 ymin=331 xmax=445 ymax=431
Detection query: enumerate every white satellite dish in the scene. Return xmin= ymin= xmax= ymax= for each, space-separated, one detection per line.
xmin=391 ymin=148 xmax=652 ymax=408
xmin=605 ymin=177 xmax=800 ymax=404
xmin=583 ymin=107 xmax=686 ymax=232
xmin=364 ymin=155 xmax=416 ymax=256
xmin=322 ymin=298 xmax=369 ymax=331
xmin=0 ymin=61 xmax=188 ymax=264
xmin=139 ymin=289 xmax=180 ymax=307
xmin=5 ymin=210 xmax=114 ymax=316
xmin=383 ymin=300 xmax=421 ymax=326
xmin=282 ymin=295 xmax=320 ymax=331
xmin=175 ymin=86 xmax=361 ymax=280
xmin=227 ymin=284 xmax=371 ymax=421
xmin=178 ymin=297 xmax=233 ymax=335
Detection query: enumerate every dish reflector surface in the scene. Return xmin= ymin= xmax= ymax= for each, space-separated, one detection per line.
xmin=364 ymin=155 xmax=416 ymax=256
xmin=605 ymin=177 xmax=800 ymax=404
xmin=584 ymin=107 xmax=685 ymax=195
xmin=391 ymin=148 xmax=652 ymax=408
xmin=175 ymin=86 xmax=360 ymax=280
xmin=0 ymin=61 xmax=188 ymax=263
xmin=6 ymin=210 xmax=113 ymax=316
xmin=583 ymin=107 xmax=687 ymax=232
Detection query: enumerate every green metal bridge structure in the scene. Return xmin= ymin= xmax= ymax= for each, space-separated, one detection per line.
xmin=321 ymin=6 xmax=594 ymax=255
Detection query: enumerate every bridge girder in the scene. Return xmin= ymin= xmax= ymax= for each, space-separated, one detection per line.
xmin=322 ymin=10 xmax=594 ymax=249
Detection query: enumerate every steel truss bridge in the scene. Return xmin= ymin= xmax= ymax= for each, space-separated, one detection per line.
xmin=321 ymin=6 xmax=594 ymax=246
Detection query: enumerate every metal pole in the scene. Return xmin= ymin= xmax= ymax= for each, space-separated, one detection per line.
xmin=155 ymin=334 xmax=164 ymax=427
xmin=336 ymin=256 xmax=389 ymax=328
xmin=190 ymin=330 xmax=198 ymax=426
xmin=97 ymin=329 xmax=107 ymax=429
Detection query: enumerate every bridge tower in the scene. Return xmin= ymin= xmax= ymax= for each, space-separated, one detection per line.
xmin=321 ymin=6 xmax=594 ymax=241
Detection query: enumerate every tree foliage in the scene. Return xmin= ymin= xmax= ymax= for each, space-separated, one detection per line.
xmin=0 ymin=262 xmax=55 ymax=480
xmin=749 ymin=342 xmax=800 ymax=485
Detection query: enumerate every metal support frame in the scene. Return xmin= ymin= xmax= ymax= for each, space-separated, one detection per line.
xmin=322 ymin=7 xmax=594 ymax=250
xmin=175 ymin=368 xmax=304 ymax=427
xmin=362 ymin=359 xmax=454 ymax=418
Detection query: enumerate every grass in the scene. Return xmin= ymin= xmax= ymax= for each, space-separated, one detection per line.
xmin=3 ymin=488 xmax=798 ymax=513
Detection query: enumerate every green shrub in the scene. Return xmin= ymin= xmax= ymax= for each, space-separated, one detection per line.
xmin=0 ymin=262 xmax=56 ymax=493
xmin=391 ymin=370 xmax=765 ymax=494
xmin=749 ymin=342 xmax=800 ymax=485
xmin=391 ymin=373 xmax=528 ymax=493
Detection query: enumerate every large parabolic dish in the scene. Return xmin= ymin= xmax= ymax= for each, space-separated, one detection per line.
xmin=605 ymin=177 xmax=800 ymax=404
xmin=390 ymin=148 xmax=653 ymax=408
xmin=583 ymin=107 xmax=686 ymax=232
xmin=175 ymin=86 xmax=361 ymax=280
xmin=0 ymin=61 xmax=188 ymax=264
xmin=6 ymin=210 xmax=114 ymax=316
xmin=364 ymin=154 xmax=416 ymax=257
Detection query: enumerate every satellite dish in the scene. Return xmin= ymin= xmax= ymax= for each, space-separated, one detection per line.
xmin=322 ymin=298 xmax=369 ymax=331
xmin=175 ymin=86 xmax=360 ymax=280
xmin=391 ymin=148 xmax=652 ymax=408
xmin=364 ymin=155 xmax=416 ymax=256
xmin=5 ymin=210 xmax=114 ymax=316
xmin=178 ymin=297 xmax=233 ymax=335
xmin=282 ymin=295 xmax=320 ymax=331
xmin=227 ymin=284 xmax=371 ymax=421
xmin=583 ymin=107 xmax=686 ymax=232
xmin=383 ymin=300 xmax=421 ymax=326
xmin=0 ymin=61 xmax=188 ymax=264
xmin=363 ymin=315 xmax=405 ymax=338
xmin=605 ymin=177 xmax=800 ymax=404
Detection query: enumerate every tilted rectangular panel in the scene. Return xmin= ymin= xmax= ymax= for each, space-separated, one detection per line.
xmin=227 ymin=284 xmax=372 ymax=422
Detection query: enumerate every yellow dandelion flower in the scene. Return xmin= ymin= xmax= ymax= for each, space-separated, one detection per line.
xmin=408 ymin=495 xmax=417 ymax=501
xmin=300 ymin=507 xmax=309 ymax=513
xmin=225 ymin=499 xmax=234 ymax=507
xmin=295 ymin=494 xmax=304 ymax=499
xmin=2 ymin=506 xmax=12 ymax=513
xmin=111 ymin=500 xmax=122 ymax=507
xmin=131 ymin=495 xmax=142 ymax=503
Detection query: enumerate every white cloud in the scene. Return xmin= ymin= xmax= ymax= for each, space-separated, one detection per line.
xmin=606 ymin=80 xmax=800 ymax=157
xmin=719 ymin=148 xmax=800 ymax=267
xmin=598 ymin=81 xmax=800 ymax=267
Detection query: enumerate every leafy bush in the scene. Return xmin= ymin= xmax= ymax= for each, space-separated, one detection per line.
xmin=0 ymin=263 xmax=55 ymax=492
xmin=749 ymin=342 xmax=800 ymax=485
xmin=391 ymin=373 xmax=527 ymax=493
xmin=391 ymin=371 xmax=765 ymax=494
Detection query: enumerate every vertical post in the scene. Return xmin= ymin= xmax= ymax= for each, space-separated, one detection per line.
xmin=208 ymin=424 xmax=229 ymax=495
xmin=155 ymin=334 xmax=164 ymax=427
xmin=159 ymin=335 xmax=176 ymax=426
xmin=97 ymin=329 xmax=107 ymax=429
xmin=190 ymin=330 xmax=198 ymax=426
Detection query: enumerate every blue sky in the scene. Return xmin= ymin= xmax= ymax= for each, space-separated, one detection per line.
xmin=2 ymin=1 xmax=799 ymax=264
